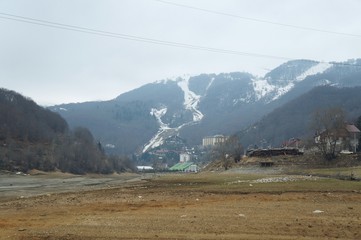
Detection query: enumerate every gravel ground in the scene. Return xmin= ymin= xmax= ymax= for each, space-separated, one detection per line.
xmin=0 ymin=171 xmax=143 ymax=199
xmin=1 ymin=171 xmax=361 ymax=239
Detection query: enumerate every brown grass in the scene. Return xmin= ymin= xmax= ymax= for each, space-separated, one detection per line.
xmin=1 ymin=172 xmax=361 ymax=239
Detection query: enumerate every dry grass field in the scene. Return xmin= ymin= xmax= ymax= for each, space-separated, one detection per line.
xmin=1 ymin=170 xmax=361 ymax=239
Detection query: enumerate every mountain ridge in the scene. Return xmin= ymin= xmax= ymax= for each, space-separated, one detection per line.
xmin=239 ymin=85 xmax=361 ymax=148
xmin=50 ymin=59 xmax=361 ymax=154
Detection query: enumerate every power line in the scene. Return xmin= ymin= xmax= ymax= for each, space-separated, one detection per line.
xmin=0 ymin=12 xmax=360 ymax=68
xmin=0 ymin=12 xmax=291 ymax=61
xmin=154 ymin=0 xmax=361 ymax=38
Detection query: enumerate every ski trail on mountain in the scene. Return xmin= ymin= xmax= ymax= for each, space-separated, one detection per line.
xmin=142 ymin=107 xmax=170 ymax=152
xmin=205 ymin=77 xmax=215 ymax=93
xmin=143 ymin=62 xmax=334 ymax=152
xmin=296 ymin=62 xmax=332 ymax=81
xmin=142 ymin=78 xmax=204 ymax=152
xmin=271 ymin=62 xmax=333 ymax=101
xmin=177 ymin=78 xmax=204 ymax=122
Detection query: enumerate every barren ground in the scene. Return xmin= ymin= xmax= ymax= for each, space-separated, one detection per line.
xmin=1 ymin=170 xmax=361 ymax=240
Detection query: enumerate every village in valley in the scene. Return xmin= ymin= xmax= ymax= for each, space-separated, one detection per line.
xmin=136 ymin=121 xmax=361 ymax=174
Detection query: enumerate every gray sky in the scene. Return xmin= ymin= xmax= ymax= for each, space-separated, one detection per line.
xmin=0 ymin=0 xmax=360 ymax=106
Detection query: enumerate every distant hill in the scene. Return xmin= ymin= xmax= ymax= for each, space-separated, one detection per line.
xmin=0 ymin=88 xmax=68 ymax=142
xmin=0 ymin=88 xmax=134 ymax=173
xmin=239 ymin=86 xmax=361 ymax=148
xmin=50 ymin=59 xmax=361 ymax=155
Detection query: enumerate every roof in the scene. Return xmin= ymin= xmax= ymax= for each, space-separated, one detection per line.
xmin=169 ymin=162 xmax=194 ymax=171
xmin=346 ymin=124 xmax=361 ymax=133
xmin=204 ymin=134 xmax=227 ymax=138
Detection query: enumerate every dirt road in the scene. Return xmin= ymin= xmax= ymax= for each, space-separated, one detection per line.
xmin=1 ymin=172 xmax=361 ymax=239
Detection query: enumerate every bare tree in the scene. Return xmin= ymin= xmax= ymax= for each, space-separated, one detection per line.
xmin=212 ymin=142 xmax=231 ymax=170
xmin=212 ymin=135 xmax=243 ymax=170
xmin=226 ymin=135 xmax=244 ymax=163
xmin=311 ymin=107 xmax=345 ymax=160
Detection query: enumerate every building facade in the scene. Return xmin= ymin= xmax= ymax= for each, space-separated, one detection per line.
xmin=179 ymin=153 xmax=191 ymax=163
xmin=202 ymin=135 xmax=228 ymax=147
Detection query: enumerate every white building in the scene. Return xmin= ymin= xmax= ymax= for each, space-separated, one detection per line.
xmin=179 ymin=153 xmax=191 ymax=163
xmin=202 ymin=135 xmax=228 ymax=147
xmin=137 ymin=166 xmax=154 ymax=171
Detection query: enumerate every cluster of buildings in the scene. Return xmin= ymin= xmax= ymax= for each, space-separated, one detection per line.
xmin=137 ymin=124 xmax=361 ymax=172
xmin=167 ymin=135 xmax=230 ymax=172
xmin=137 ymin=134 xmax=229 ymax=173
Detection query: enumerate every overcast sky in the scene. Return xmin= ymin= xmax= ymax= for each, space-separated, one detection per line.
xmin=0 ymin=0 xmax=360 ymax=105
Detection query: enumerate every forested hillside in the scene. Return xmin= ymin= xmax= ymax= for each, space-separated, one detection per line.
xmin=0 ymin=88 xmax=134 ymax=173
xmin=239 ymin=86 xmax=361 ymax=148
xmin=0 ymin=89 xmax=68 ymax=142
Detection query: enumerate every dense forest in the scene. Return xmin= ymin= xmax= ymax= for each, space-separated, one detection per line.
xmin=0 ymin=88 xmax=135 ymax=174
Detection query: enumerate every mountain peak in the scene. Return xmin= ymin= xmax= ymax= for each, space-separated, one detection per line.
xmin=265 ymin=59 xmax=318 ymax=85
xmin=51 ymin=58 xmax=361 ymax=155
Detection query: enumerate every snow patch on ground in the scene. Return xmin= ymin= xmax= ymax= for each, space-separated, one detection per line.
xmin=177 ymin=78 xmax=204 ymax=122
xmin=296 ymin=62 xmax=332 ymax=81
xmin=150 ymin=107 xmax=169 ymax=130
xmin=252 ymin=78 xmax=275 ymax=100
xmin=205 ymin=77 xmax=215 ymax=93
xmin=270 ymin=62 xmax=332 ymax=101
xmin=142 ymin=134 xmax=164 ymax=153
xmin=143 ymin=107 xmax=169 ymax=152
xmin=271 ymin=82 xmax=295 ymax=101
xmin=233 ymin=92 xmax=253 ymax=105
xmin=154 ymin=78 xmax=178 ymax=84
xmin=252 ymin=62 xmax=333 ymax=102
xmin=105 ymin=144 xmax=115 ymax=149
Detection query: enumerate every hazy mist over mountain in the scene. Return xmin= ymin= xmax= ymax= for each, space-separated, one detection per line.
xmin=51 ymin=59 xmax=361 ymax=154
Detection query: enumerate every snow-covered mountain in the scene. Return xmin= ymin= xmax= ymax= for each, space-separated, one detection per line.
xmin=51 ymin=59 xmax=361 ymax=154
